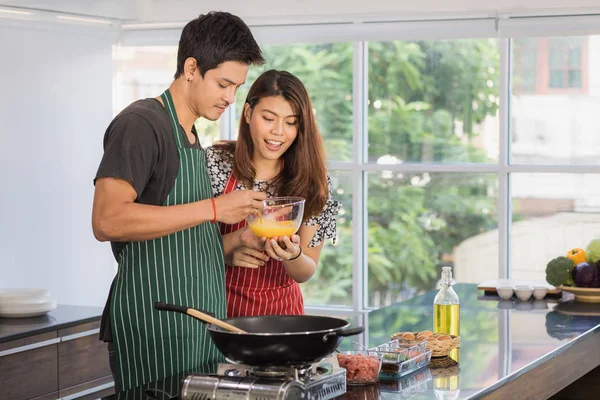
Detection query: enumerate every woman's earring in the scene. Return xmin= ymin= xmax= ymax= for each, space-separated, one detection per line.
xmin=187 ymin=77 xmax=191 ymax=82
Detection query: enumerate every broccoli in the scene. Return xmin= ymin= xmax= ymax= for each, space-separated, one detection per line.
xmin=545 ymin=256 xmax=575 ymax=287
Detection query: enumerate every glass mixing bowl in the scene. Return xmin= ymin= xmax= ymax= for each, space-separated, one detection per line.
xmin=246 ymin=197 xmax=305 ymax=239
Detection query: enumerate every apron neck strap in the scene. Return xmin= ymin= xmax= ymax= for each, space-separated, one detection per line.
xmin=224 ymin=171 xmax=239 ymax=194
xmin=160 ymin=89 xmax=184 ymax=149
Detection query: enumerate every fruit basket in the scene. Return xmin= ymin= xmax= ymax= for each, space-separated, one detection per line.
xmin=556 ymin=286 xmax=600 ymax=303
xmin=391 ymin=331 xmax=460 ymax=358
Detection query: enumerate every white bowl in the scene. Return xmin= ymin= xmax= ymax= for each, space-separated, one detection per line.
xmin=532 ymin=286 xmax=548 ymax=300
xmin=0 ymin=299 xmax=56 ymax=318
xmin=0 ymin=288 xmax=50 ymax=304
xmin=514 ymin=286 xmax=533 ymax=301
xmin=496 ymin=286 xmax=514 ymax=300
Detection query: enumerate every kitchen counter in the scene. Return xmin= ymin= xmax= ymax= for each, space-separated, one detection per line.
xmin=340 ymin=283 xmax=600 ymax=399
xmin=102 ymin=284 xmax=600 ymax=399
xmin=0 ymin=304 xmax=104 ymax=343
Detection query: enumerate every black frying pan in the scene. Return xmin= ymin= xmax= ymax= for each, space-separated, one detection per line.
xmin=155 ymin=302 xmax=363 ymax=366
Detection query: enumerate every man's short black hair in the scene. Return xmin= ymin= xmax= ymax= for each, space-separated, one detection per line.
xmin=174 ymin=11 xmax=265 ymax=79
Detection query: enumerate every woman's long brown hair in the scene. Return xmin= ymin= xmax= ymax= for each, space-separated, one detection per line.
xmin=215 ymin=70 xmax=328 ymax=221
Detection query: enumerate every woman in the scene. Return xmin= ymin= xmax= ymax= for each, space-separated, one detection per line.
xmin=206 ymin=69 xmax=340 ymax=318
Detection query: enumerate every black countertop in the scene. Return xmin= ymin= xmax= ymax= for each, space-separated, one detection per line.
xmin=103 ymin=284 xmax=600 ymax=399
xmin=0 ymin=304 xmax=104 ymax=343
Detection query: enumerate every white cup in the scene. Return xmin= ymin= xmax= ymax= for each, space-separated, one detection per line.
xmin=533 ymin=286 xmax=548 ymax=300
xmin=496 ymin=286 xmax=514 ymax=300
xmin=514 ymin=285 xmax=533 ymax=301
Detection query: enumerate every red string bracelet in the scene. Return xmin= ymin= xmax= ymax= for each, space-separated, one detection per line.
xmin=210 ymin=198 xmax=217 ymax=224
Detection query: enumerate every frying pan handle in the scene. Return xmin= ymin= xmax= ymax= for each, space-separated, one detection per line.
xmin=154 ymin=302 xmax=215 ymax=318
xmin=154 ymin=302 xmax=244 ymax=333
xmin=322 ymin=326 xmax=364 ymax=342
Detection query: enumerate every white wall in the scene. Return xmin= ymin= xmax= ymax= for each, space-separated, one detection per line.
xmin=0 ymin=20 xmax=116 ymax=306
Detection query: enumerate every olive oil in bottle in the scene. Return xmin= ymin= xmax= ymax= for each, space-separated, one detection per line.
xmin=433 ymin=266 xmax=460 ymax=336
xmin=433 ymin=303 xmax=460 ymax=336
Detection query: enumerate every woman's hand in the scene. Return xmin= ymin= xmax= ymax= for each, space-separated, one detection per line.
xmin=231 ymin=247 xmax=270 ymax=269
xmin=265 ymin=235 xmax=301 ymax=261
xmin=239 ymin=226 xmax=267 ymax=251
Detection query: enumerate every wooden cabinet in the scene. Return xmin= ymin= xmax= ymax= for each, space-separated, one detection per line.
xmin=0 ymin=332 xmax=59 ymax=400
xmin=58 ymin=321 xmax=112 ymax=392
xmin=0 ymin=320 xmax=114 ymax=400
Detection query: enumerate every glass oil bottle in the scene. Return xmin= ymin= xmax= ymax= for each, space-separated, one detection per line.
xmin=433 ymin=266 xmax=460 ymax=336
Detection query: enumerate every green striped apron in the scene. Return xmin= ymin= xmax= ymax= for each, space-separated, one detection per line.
xmin=110 ymin=89 xmax=226 ymax=391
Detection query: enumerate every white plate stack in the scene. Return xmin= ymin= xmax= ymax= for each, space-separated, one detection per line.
xmin=0 ymin=288 xmax=57 ymax=318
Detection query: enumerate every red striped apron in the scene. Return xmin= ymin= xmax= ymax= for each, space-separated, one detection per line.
xmin=220 ymin=172 xmax=304 ymax=318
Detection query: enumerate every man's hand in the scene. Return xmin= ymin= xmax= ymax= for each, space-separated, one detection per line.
xmin=214 ymin=190 xmax=266 ymax=224
xmin=231 ymin=247 xmax=270 ymax=269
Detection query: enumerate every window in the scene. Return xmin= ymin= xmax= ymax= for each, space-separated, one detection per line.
xmin=366 ymin=39 xmax=500 ymax=307
xmin=510 ymin=34 xmax=600 ymax=283
xmin=511 ymin=36 xmax=598 ymax=166
xmin=368 ymin=40 xmax=500 ymax=164
xmin=510 ymin=173 xmax=600 ymax=281
xmin=367 ymin=172 xmax=499 ymax=307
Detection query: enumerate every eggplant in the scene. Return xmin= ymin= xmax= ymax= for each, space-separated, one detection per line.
xmin=572 ymin=262 xmax=600 ymax=288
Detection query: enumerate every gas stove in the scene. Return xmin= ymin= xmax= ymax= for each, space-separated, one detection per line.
xmin=180 ymin=356 xmax=346 ymax=400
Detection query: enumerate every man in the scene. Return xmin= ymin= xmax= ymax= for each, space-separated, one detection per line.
xmin=92 ymin=11 xmax=266 ymax=391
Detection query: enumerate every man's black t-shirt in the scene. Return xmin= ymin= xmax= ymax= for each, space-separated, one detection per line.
xmin=94 ymin=98 xmax=200 ymax=260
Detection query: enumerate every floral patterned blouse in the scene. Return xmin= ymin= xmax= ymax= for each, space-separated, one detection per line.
xmin=206 ymin=147 xmax=341 ymax=247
